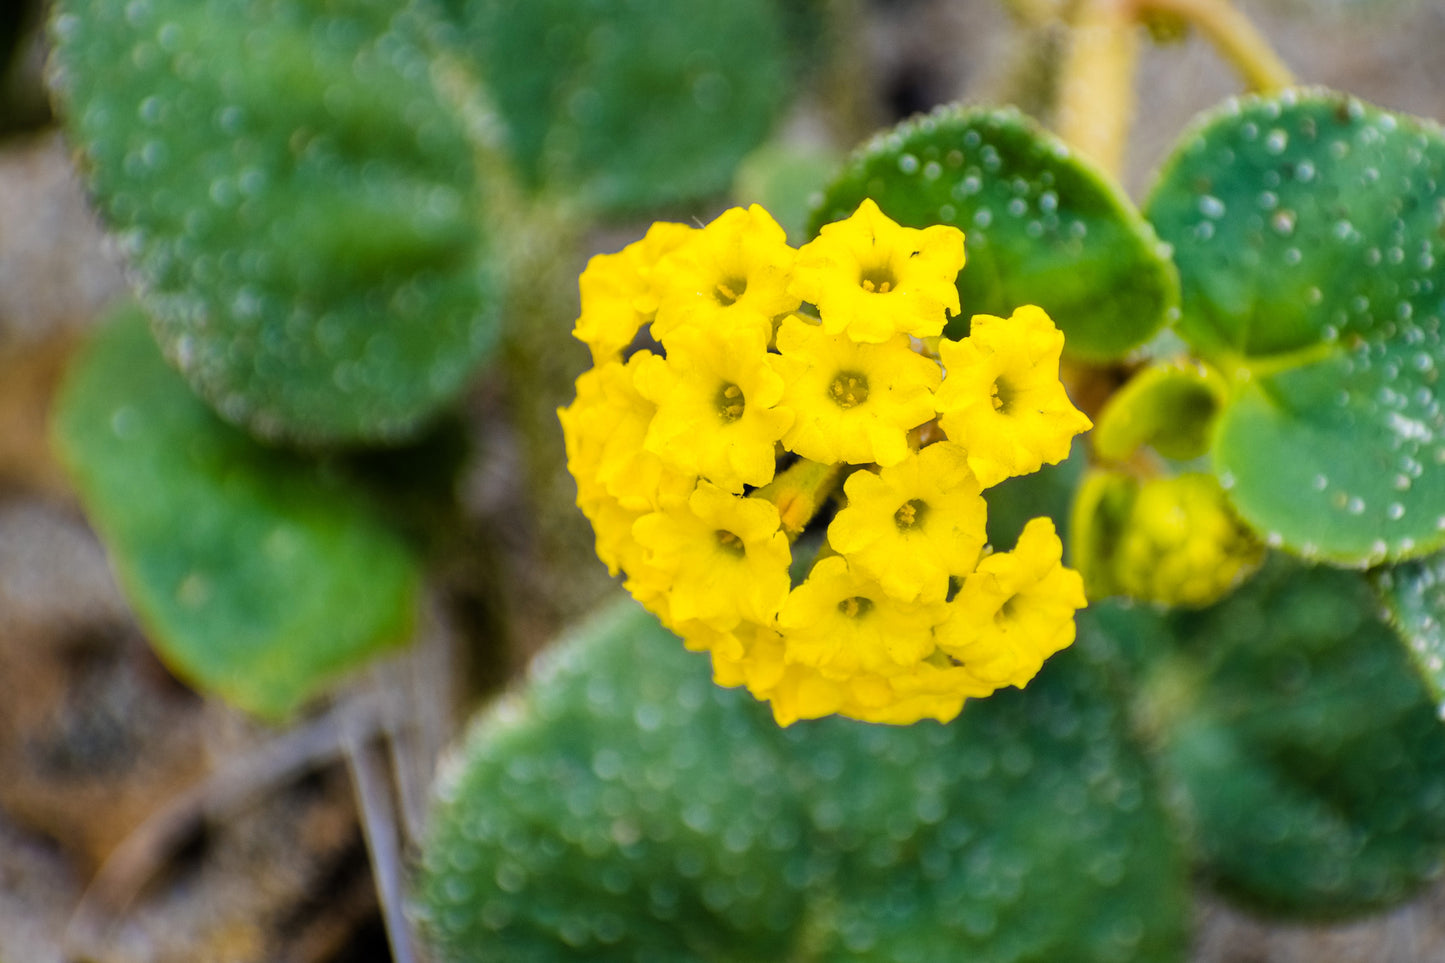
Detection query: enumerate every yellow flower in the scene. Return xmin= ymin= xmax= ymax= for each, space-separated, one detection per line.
xmin=709 ymin=621 xmax=787 ymax=690
xmin=849 ymin=661 xmax=993 ymax=725
xmin=792 ymin=198 xmax=965 ymax=343
xmin=573 ymin=221 xmax=694 ymax=365
xmin=633 ymin=324 xmax=793 ymax=493
xmin=559 ymin=357 xmax=689 ymax=601
xmin=935 ymin=305 xmax=1092 ymax=488
xmin=652 ymin=205 xmax=799 ymax=344
xmin=560 ymin=356 xmax=693 ymax=514
xmin=827 ymin=442 xmax=988 ymax=602
xmin=712 ymin=630 xmax=991 ymax=726
xmin=557 ymin=368 xmax=645 ymax=580
xmin=774 ymin=315 xmax=939 ymax=467
xmin=559 ymin=402 xmax=669 ymax=606
xmin=632 ymin=481 xmax=792 ymax=630
xmin=764 ymin=666 xmax=851 ymax=727
xmin=598 ymin=499 xmax=670 ymax=610
xmin=710 ymin=627 xmax=853 ymax=726
xmin=778 ymin=555 xmax=944 ymax=679
xmin=935 ymin=517 xmax=1086 ymax=689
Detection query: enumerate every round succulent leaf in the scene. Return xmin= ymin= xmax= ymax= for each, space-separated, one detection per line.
xmin=777 ymin=645 xmax=1189 ymax=963
xmin=1147 ymin=90 xmax=1445 ymax=565
xmin=1138 ymin=556 xmax=1445 ymax=917
xmin=809 ymin=105 xmax=1180 ymax=361
xmin=49 ymin=0 xmax=500 ymax=445
xmin=1146 ymin=88 xmax=1445 ymax=360
xmin=1372 ymin=551 xmax=1445 ymax=708
xmin=437 ymin=0 xmax=791 ymax=213
xmin=1213 ymin=339 xmax=1445 ymax=565
xmin=418 ymin=602 xmax=818 ymax=963
xmin=417 ymin=598 xmax=1190 ymax=963
xmin=52 ymin=306 xmax=420 ymax=720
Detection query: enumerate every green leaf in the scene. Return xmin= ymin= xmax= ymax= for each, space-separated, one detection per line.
xmin=810 ymin=105 xmax=1180 ymax=361
xmin=417 ymin=599 xmax=1189 ymax=962
xmin=1115 ymin=556 xmax=1445 ymax=917
xmin=49 ymin=0 xmax=500 ymax=445
xmin=1092 ymin=361 xmax=1228 ymax=463
xmin=1146 ymin=89 xmax=1445 ymax=565
xmin=1213 ymin=344 xmax=1445 ymax=564
xmin=438 ymin=0 xmax=792 ymax=213
xmin=53 ymin=305 xmax=420 ymax=720
xmin=1373 ymin=551 xmax=1445 ymax=706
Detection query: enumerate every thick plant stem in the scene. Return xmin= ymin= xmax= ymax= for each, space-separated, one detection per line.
xmin=1056 ymin=0 xmax=1294 ymax=177
xmin=1056 ymin=0 xmax=1140 ymax=179
xmin=1135 ymin=0 xmax=1295 ymax=92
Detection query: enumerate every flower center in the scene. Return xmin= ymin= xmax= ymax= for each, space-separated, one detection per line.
xmin=716 ymin=382 xmax=746 ymax=422
xmin=991 ymin=377 xmax=1016 ymax=414
xmin=894 ymin=498 xmax=928 ymax=531
xmin=828 ymin=371 xmax=870 ymax=409
xmin=859 ymin=265 xmax=896 ymax=295
xmin=715 ymin=529 xmax=747 ymax=556
xmin=999 ymin=594 xmax=1021 ymax=620
xmin=715 ymin=277 xmax=748 ymax=306
xmin=836 ymin=595 xmax=874 ymax=619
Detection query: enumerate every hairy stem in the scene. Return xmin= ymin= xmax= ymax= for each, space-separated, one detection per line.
xmin=1056 ymin=0 xmax=1141 ymax=178
xmin=754 ymin=458 xmax=845 ymax=538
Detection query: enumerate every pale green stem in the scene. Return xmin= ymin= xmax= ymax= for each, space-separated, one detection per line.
xmin=1136 ymin=0 xmax=1295 ymax=92
xmin=754 ymin=459 xmax=846 ymax=539
xmin=1056 ymin=0 xmax=1141 ymax=179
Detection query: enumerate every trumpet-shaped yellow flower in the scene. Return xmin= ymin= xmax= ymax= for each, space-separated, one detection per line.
xmin=559 ymin=367 xmax=685 ymax=616
xmin=599 ymin=499 xmax=674 ymax=612
xmin=827 ymin=442 xmax=988 ymax=602
xmin=560 ymin=356 xmax=693 ymax=514
xmin=709 ymin=621 xmax=787 ymax=690
xmin=710 ymin=627 xmax=862 ymax=727
xmin=634 ymin=324 xmax=793 ymax=493
xmin=774 ymin=316 xmax=939 ymax=467
xmin=849 ymin=659 xmax=995 ymax=725
xmin=574 ymin=221 xmax=694 ymax=365
xmin=935 ymin=518 xmax=1086 ymax=688
xmin=792 ymin=198 xmax=965 ymax=343
xmin=936 ymin=306 xmax=1092 ymax=488
xmin=652 ymin=205 xmax=799 ymax=345
xmin=633 ymin=482 xmax=792 ymax=630
xmin=778 ymin=555 xmax=945 ymax=679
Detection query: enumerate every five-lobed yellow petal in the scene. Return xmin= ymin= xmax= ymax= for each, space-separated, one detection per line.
xmin=791 ymin=198 xmax=965 ymax=343
xmin=936 ymin=305 xmax=1093 ymax=488
xmin=827 ymin=442 xmax=988 ymax=602
xmin=774 ymin=316 xmax=939 ymax=467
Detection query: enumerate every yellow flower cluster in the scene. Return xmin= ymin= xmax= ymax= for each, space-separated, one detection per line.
xmin=559 ymin=200 xmax=1092 ymax=726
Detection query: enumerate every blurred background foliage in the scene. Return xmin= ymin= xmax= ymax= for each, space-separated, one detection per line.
xmin=6 ymin=1 xmax=1445 ymax=961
